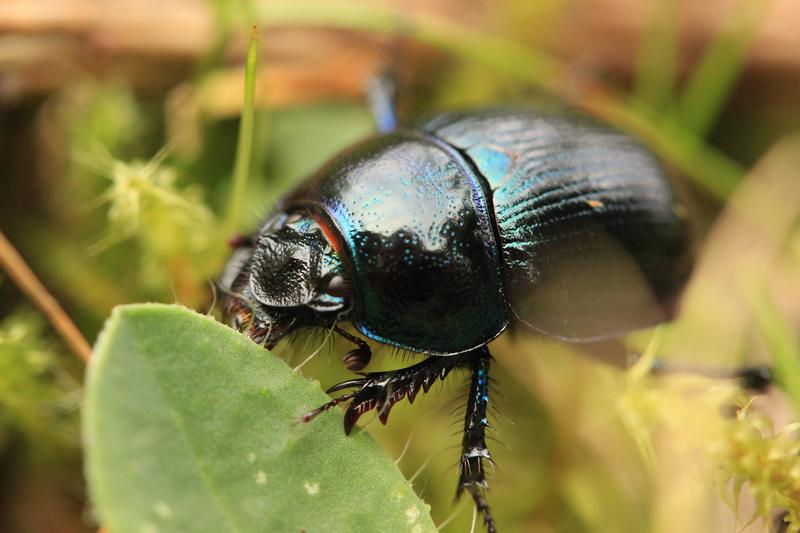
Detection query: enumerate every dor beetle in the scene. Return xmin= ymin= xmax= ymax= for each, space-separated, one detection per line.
xmin=220 ymin=105 xmax=693 ymax=532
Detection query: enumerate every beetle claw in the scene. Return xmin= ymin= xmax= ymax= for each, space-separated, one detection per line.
xmin=326 ymin=378 xmax=366 ymax=394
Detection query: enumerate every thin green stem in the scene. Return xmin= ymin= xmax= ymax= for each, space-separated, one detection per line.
xmin=748 ymin=288 xmax=800 ymax=412
xmin=634 ymin=0 xmax=679 ymax=112
xmin=676 ymin=0 xmax=773 ymax=137
xmin=225 ymin=25 xmax=259 ymax=236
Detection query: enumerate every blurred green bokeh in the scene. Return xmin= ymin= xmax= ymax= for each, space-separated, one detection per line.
xmin=1 ymin=0 xmax=799 ymax=531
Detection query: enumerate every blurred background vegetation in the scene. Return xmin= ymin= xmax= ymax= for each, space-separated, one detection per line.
xmin=1 ymin=0 xmax=799 ymax=531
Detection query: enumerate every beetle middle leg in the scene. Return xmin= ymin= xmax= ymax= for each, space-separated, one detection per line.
xmin=302 ymin=347 xmax=498 ymax=531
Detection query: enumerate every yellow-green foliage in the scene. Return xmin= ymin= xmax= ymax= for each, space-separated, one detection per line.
xmin=725 ymin=406 xmax=800 ymax=531
xmin=0 ymin=309 xmax=81 ymax=461
xmin=619 ymin=352 xmax=800 ymax=531
xmin=4 ymin=1 xmax=799 ymax=531
xmin=85 ymin=150 xmax=227 ymax=306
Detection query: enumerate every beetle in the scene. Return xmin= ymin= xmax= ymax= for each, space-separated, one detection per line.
xmin=219 ymin=102 xmax=693 ymax=532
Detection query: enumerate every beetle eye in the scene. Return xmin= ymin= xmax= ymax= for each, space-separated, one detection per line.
xmin=325 ymin=275 xmax=349 ymax=298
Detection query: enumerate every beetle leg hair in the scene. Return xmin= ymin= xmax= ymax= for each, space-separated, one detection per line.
xmin=456 ymin=346 xmax=496 ymax=533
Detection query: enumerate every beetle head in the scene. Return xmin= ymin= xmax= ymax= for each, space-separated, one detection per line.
xmin=220 ymin=212 xmax=349 ymax=348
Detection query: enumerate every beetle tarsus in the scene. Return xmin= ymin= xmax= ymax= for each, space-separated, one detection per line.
xmin=456 ymin=347 xmax=496 ymax=532
xmin=461 ymin=483 xmax=497 ymax=533
xmin=734 ymin=364 xmax=773 ymax=393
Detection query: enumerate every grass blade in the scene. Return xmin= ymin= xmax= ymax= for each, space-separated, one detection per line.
xmin=225 ymin=26 xmax=260 ymax=236
xmin=676 ymin=0 xmax=773 ymax=137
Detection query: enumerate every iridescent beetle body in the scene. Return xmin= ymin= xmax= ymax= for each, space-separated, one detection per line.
xmin=220 ymin=108 xmax=693 ymax=532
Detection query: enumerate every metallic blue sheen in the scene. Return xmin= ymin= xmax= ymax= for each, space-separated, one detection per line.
xmin=421 ymin=109 xmax=693 ymax=341
xmin=271 ymin=108 xmax=692 ymax=354
xmin=287 ymin=132 xmax=509 ymax=355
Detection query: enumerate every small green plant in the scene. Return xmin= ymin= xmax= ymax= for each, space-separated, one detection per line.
xmin=0 ymin=308 xmax=81 ymax=462
xmin=84 ymin=148 xmax=226 ymax=303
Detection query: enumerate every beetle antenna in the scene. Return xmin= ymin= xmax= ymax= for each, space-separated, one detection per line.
xmin=333 ymin=325 xmax=372 ymax=372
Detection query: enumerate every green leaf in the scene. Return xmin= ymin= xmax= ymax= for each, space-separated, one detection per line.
xmin=84 ymin=303 xmax=435 ymax=533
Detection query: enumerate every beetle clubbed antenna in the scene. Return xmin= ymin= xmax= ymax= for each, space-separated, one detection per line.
xmin=333 ymin=326 xmax=372 ymax=371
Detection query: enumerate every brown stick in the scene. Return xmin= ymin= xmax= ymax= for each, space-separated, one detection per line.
xmin=0 ymin=230 xmax=92 ymax=363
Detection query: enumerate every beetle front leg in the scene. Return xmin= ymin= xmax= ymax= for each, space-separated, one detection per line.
xmin=302 ymin=352 xmax=472 ymax=433
xmin=457 ymin=346 xmax=496 ymax=533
